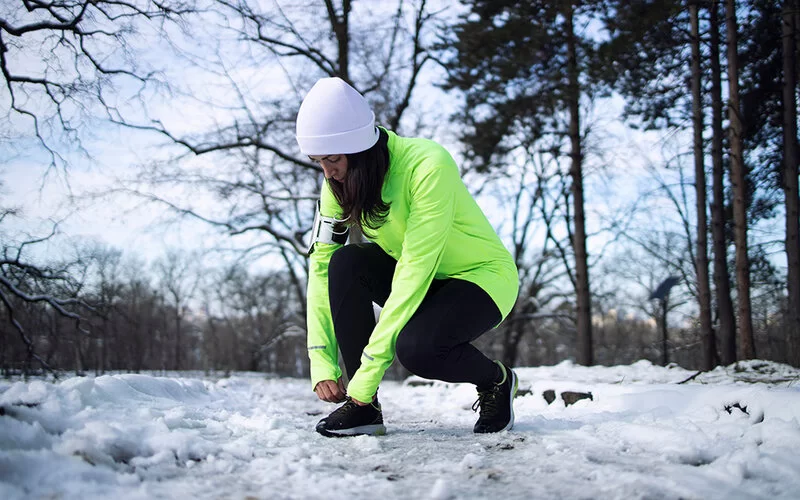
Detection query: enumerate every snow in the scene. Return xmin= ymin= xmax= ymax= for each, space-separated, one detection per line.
xmin=2 ymin=360 xmax=800 ymax=499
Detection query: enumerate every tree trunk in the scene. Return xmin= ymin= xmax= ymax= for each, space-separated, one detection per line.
xmin=725 ymin=0 xmax=755 ymax=360
xmin=661 ymin=298 xmax=669 ymax=367
xmin=566 ymin=6 xmax=593 ymax=366
xmin=326 ymin=0 xmax=364 ymax=245
xmin=690 ymin=2 xmax=715 ymax=370
xmin=99 ymin=317 xmax=108 ymax=375
xmin=175 ymin=311 xmax=182 ymax=371
xmin=326 ymin=0 xmax=351 ymax=81
xmin=710 ymin=0 xmax=737 ymax=365
xmin=782 ymin=0 xmax=800 ymax=366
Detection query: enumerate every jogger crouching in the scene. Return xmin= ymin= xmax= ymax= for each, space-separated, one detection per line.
xmin=297 ymin=77 xmax=520 ymax=436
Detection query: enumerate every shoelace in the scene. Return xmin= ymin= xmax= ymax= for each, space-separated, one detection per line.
xmin=472 ymin=386 xmax=500 ymax=415
xmin=330 ymin=397 xmax=359 ymax=417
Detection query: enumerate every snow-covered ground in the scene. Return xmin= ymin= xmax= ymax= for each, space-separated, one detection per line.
xmin=2 ymin=360 xmax=800 ymax=500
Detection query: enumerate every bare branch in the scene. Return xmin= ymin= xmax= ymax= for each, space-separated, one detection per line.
xmin=387 ymin=0 xmax=432 ymax=130
xmin=214 ymin=0 xmax=338 ymax=76
xmin=0 ymin=287 xmax=58 ymax=376
xmin=1 ymin=0 xmax=194 ymax=169
xmin=0 ymin=275 xmax=86 ymax=323
xmin=105 ymin=187 xmax=310 ymax=255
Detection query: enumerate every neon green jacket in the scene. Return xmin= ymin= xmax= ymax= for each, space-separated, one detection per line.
xmin=306 ymin=129 xmax=519 ymax=402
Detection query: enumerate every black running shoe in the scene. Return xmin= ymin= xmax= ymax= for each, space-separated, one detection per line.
xmin=473 ymin=361 xmax=519 ymax=433
xmin=315 ymin=397 xmax=387 ymax=437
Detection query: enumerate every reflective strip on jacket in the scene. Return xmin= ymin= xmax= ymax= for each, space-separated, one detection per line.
xmin=306 ymin=129 xmax=519 ymax=403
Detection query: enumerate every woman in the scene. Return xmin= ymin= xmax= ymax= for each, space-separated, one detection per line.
xmin=298 ymin=77 xmax=520 ymax=437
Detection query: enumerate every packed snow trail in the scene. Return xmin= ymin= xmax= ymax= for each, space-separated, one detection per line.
xmin=2 ymin=360 xmax=800 ymax=500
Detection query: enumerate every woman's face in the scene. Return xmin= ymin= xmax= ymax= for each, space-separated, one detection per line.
xmin=309 ymin=154 xmax=348 ymax=182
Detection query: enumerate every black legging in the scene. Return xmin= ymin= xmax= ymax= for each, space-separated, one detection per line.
xmin=328 ymin=243 xmax=502 ymax=389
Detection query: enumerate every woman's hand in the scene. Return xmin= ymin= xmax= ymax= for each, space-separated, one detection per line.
xmin=314 ymin=378 xmax=346 ymax=403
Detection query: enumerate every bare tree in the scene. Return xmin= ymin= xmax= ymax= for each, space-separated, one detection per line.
xmin=0 ymin=214 xmax=93 ymax=375
xmin=0 ymin=231 xmax=313 ymax=375
xmin=611 ymin=226 xmax=693 ymax=366
xmin=155 ymin=250 xmax=200 ymax=370
xmin=0 ymin=0 xmax=195 ymax=172
xmin=85 ymin=244 xmax=125 ymax=374
xmin=486 ymin=143 xmax=571 ymax=367
xmin=1 ymin=0 xmax=195 ymax=373
xmin=104 ymin=0 xmax=444 ymax=305
xmin=113 ymin=264 xmax=164 ymax=372
xmin=198 ymin=263 xmax=304 ymax=374
xmin=4 ymin=1 xmax=446 ymax=376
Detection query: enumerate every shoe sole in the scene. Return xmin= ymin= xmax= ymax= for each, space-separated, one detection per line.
xmin=473 ymin=366 xmax=520 ymax=434
xmin=316 ymin=423 xmax=387 ymax=438
xmin=503 ymin=369 xmax=519 ymax=432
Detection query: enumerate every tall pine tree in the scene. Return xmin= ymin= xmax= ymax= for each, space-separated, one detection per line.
xmin=738 ymin=0 xmax=800 ymax=364
xmin=726 ymin=0 xmax=756 ymax=359
xmin=781 ymin=0 xmax=800 ymax=366
xmin=440 ymin=0 xmax=605 ymax=365
xmin=690 ymin=0 xmax=715 ymax=370
xmin=709 ymin=0 xmax=738 ymax=365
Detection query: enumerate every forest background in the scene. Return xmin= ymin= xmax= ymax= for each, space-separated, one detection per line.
xmin=1 ymin=0 xmax=798 ymax=379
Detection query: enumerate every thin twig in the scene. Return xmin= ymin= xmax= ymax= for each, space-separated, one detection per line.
xmin=677 ymin=370 xmax=703 ymax=384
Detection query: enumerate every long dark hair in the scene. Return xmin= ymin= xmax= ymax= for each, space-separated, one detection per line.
xmin=328 ymin=128 xmax=391 ymax=235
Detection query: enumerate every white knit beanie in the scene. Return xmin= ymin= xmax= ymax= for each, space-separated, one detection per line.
xmin=296 ymin=77 xmax=380 ymax=156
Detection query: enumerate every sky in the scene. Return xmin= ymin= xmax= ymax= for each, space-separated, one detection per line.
xmin=0 ymin=0 xmax=690 ymax=271
xmin=1 ymin=91 xmax=669 ymax=267
xmin=2 ymin=360 xmax=800 ymax=499
xmin=0 ymin=91 xmax=753 ymax=326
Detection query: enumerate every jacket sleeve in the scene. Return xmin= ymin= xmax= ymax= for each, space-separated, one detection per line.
xmin=306 ymin=182 xmax=344 ymax=391
xmin=346 ymin=157 xmax=458 ymax=403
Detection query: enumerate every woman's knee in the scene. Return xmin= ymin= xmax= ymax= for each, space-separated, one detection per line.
xmin=329 ymin=244 xmax=379 ymax=283
xmin=395 ymin=328 xmax=436 ymax=377
xmin=330 ymin=244 xmax=365 ymax=271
